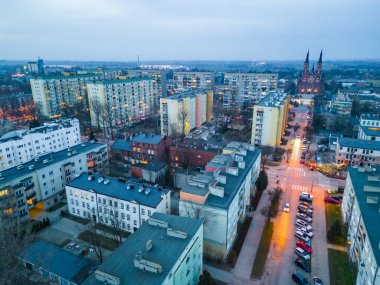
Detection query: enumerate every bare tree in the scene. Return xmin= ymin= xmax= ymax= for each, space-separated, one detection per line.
xmin=103 ymin=203 xmax=125 ymax=246
xmin=83 ymin=220 xmax=105 ymax=263
xmin=170 ymin=123 xmax=181 ymax=143
xmin=0 ymin=97 xmax=8 ymax=127
xmin=89 ymin=99 xmax=103 ymax=131
xmin=180 ymin=201 xmax=215 ymax=231
xmin=179 ymin=108 xmax=188 ymax=136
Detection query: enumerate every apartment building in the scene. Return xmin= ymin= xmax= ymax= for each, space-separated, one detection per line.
xmin=77 ymin=68 xmax=123 ymax=80
xmin=251 ymin=91 xmax=290 ymax=147
xmin=0 ymin=142 xmax=108 ymax=223
xmin=330 ymin=93 xmax=353 ymax=117
xmin=0 ymin=119 xmax=80 ymax=171
xmin=30 ymin=74 xmax=103 ymax=118
xmin=126 ymin=69 xmax=168 ymax=105
xmin=341 ymin=167 xmax=380 ymax=285
xmin=160 ymin=90 xmax=213 ymax=136
xmin=83 ymin=213 xmax=203 ymax=285
xmin=171 ymin=71 xmax=214 ymax=93
xmin=66 ymin=173 xmax=170 ymax=233
xmin=179 ymin=142 xmax=261 ymax=259
xmin=335 ymin=137 xmax=380 ymax=167
xmin=358 ymin=114 xmax=380 ymax=141
xmin=87 ymin=78 xmax=154 ymax=132
xmin=223 ymin=73 xmax=278 ymax=108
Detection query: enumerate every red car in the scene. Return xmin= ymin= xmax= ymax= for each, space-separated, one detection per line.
xmin=296 ymin=241 xmax=312 ymax=254
xmin=324 ymin=197 xmax=340 ymax=204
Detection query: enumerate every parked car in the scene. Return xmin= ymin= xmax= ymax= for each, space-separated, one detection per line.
xmin=324 ymin=197 xmax=340 ymax=204
xmin=300 ymin=159 xmax=305 ymax=164
xmin=329 ymin=195 xmax=343 ymax=200
xmin=292 ymin=272 xmax=310 ymax=285
xmin=297 ymin=227 xmax=314 ymax=238
xmin=295 ymin=231 xmax=310 ymax=243
xmin=299 ymin=202 xmax=313 ymax=209
xmin=284 ymin=202 xmax=290 ymax=213
xmin=297 ymin=213 xmax=312 ymax=223
xmin=313 ymin=277 xmax=323 ymax=285
xmin=296 ymin=241 xmax=312 ymax=254
xmin=295 ymin=247 xmax=311 ymax=260
xmin=295 ymin=219 xmax=312 ymax=231
xmin=295 ymin=258 xmax=311 ymax=272
xmin=298 ymin=208 xmax=313 ymax=217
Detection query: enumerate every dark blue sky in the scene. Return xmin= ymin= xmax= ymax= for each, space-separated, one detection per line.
xmin=1 ymin=0 xmax=379 ymax=61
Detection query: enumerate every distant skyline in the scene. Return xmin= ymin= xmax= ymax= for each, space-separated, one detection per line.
xmin=1 ymin=0 xmax=380 ymax=61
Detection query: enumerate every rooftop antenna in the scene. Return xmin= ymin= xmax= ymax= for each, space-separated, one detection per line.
xmin=137 ymin=55 xmax=140 ymax=67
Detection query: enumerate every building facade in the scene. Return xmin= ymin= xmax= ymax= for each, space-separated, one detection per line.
xmin=30 ymin=74 xmax=103 ymax=118
xmin=126 ymin=69 xmax=168 ymax=105
xmin=251 ymin=91 xmax=289 ymax=147
xmin=160 ymin=90 xmax=213 ymax=136
xmin=341 ymin=167 xmax=380 ymax=285
xmin=179 ymin=142 xmax=261 ymax=259
xmin=83 ymin=213 xmax=203 ymax=285
xmin=335 ymin=137 xmax=380 ymax=167
xmin=0 ymin=142 xmax=108 ymax=223
xmin=66 ymin=173 xmax=170 ymax=233
xmin=297 ymin=50 xmax=323 ymax=94
xmin=358 ymin=114 xmax=380 ymax=141
xmin=223 ymin=72 xmax=278 ymax=108
xmin=171 ymin=71 xmax=214 ymax=93
xmin=0 ymin=119 xmax=80 ymax=171
xmin=87 ymin=78 xmax=154 ymax=133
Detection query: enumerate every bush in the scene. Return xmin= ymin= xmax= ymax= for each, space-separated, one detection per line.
xmin=327 ymin=220 xmax=342 ymax=242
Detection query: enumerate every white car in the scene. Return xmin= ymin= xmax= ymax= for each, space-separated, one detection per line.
xmin=295 ymin=230 xmax=310 ymax=243
xmin=295 ymin=247 xmax=311 ymax=260
xmin=283 ymin=202 xmax=290 ymax=212
xmin=297 ymin=227 xmax=314 ymax=238
xmin=296 ymin=219 xmax=312 ymax=231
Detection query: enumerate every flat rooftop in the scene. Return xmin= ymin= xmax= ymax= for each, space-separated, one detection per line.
xmin=256 ymin=91 xmax=288 ymax=108
xmin=66 ymin=173 xmax=169 ymax=208
xmin=131 ymin=133 xmax=164 ymax=145
xmin=338 ymin=137 xmax=380 ymax=151
xmin=165 ymin=89 xmax=207 ymax=100
xmin=0 ymin=141 xmax=106 ymax=186
xmin=83 ymin=213 xmax=202 ymax=285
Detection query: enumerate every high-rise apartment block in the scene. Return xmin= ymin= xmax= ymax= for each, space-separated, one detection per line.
xmin=223 ymin=72 xmax=278 ymax=108
xmin=27 ymin=58 xmax=45 ymax=76
xmin=251 ymin=91 xmax=289 ymax=147
xmin=358 ymin=114 xmax=380 ymax=141
xmin=30 ymin=74 xmax=102 ymax=118
xmin=172 ymin=71 xmax=215 ymax=92
xmin=0 ymin=119 xmax=80 ymax=171
xmin=0 ymin=142 xmax=108 ymax=223
xmin=87 ymin=78 xmax=154 ymax=131
xmin=126 ymin=69 xmax=167 ymax=105
xmin=160 ymin=90 xmax=213 ymax=136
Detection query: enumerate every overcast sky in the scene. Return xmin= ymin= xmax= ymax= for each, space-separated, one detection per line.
xmin=1 ymin=0 xmax=379 ymax=61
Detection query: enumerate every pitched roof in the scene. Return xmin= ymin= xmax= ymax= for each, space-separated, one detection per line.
xmin=112 ymin=139 xmax=132 ymax=152
xmin=131 ymin=133 xmax=164 ymax=145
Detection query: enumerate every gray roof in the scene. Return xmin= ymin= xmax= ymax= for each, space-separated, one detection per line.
xmin=142 ymin=161 xmax=167 ymax=172
xmin=338 ymin=137 xmax=380 ymax=151
xmin=347 ymin=168 xmax=380 ymax=265
xmin=0 ymin=142 xmax=106 ymax=186
xmin=166 ymin=89 xmax=207 ymax=100
xmin=256 ymin=91 xmax=288 ymax=108
xmin=83 ymin=213 xmax=203 ymax=285
xmin=92 ymin=77 xmax=152 ymax=85
xmin=66 ymin=173 xmax=169 ymax=208
xmin=20 ymin=240 xmax=91 ymax=284
xmin=112 ymin=139 xmax=132 ymax=152
xmin=131 ymin=133 xmax=164 ymax=145
xmin=360 ymin=114 xmax=380 ymax=121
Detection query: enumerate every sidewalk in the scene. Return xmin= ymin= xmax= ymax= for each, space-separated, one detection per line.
xmin=232 ymin=189 xmax=272 ymax=285
xmin=204 ymin=264 xmax=233 ymax=284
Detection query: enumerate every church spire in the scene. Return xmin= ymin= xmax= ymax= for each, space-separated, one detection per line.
xmin=311 ymin=64 xmax=315 ymax=73
xmin=318 ymin=50 xmax=323 ymax=64
xmin=305 ymin=50 xmax=310 ymax=64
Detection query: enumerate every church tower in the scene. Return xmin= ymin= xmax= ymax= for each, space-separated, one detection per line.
xmin=302 ymin=50 xmax=309 ymax=79
xmin=316 ymin=50 xmax=323 ymax=81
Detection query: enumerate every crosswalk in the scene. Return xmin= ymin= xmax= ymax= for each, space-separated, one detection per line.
xmin=287 ymin=166 xmax=305 ymax=172
xmin=291 ymin=184 xmax=310 ymax=192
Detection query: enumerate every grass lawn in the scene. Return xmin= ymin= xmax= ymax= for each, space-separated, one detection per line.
xmin=94 ymin=223 xmax=130 ymax=238
xmin=78 ymin=230 xmax=119 ymax=251
xmin=325 ymin=203 xmax=346 ymax=246
xmin=328 ymin=249 xmax=356 ymax=285
xmin=251 ymin=221 xmax=274 ymax=279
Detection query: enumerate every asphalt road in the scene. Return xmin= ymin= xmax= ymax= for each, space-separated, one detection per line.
xmin=262 ymin=105 xmax=331 ymax=285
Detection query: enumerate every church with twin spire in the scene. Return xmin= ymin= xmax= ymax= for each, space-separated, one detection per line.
xmin=297 ymin=50 xmax=324 ymax=94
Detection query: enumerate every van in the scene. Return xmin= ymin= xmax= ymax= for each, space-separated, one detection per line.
xmin=295 ymin=247 xmax=310 ymax=260
xmin=292 ymin=272 xmax=310 ymax=285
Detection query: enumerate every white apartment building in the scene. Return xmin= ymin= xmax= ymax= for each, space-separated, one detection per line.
xmin=172 ymin=71 xmax=215 ymax=92
xmin=126 ymin=69 xmax=167 ymax=105
xmin=66 ymin=173 xmax=171 ymax=233
xmin=0 ymin=119 xmax=80 ymax=171
xmin=358 ymin=114 xmax=380 ymax=141
xmin=83 ymin=213 xmax=203 ymax=285
xmin=341 ymin=167 xmax=380 ymax=285
xmin=336 ymin=137 xmax=380 ymax=167
xmin=87 ymin=78 xmax=154 ymax=132
xmin=30 ymin=74 xmax=103 ymax=118
xmin=160 ymin=90 xmax=213 ymax=136
xmin=251 ymin=91 xmax=289 ymax=147
xmin=0 ymin=142 xmax=108 ymax=223
xmin=179 ymin=142 xmax=261 ymax=259
xmin=223 ymin=73 xmax=278 ymax=108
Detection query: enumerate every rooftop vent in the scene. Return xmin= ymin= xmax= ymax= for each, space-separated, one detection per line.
xmin=146 ymin=240 xmax=153 ymax=251
xmin=134 ymin=251 xmax=162 ymax=274
xmin=94 ymin=270 xmax=120 ymax=285
xmin=43 ymin=159 xmax=49 ymax=164
xmin=366 ymin=196 xmax=378 ymax=204
xmin=145 ymin=189 xmax=151 ymax=195
xmin=28 ymin=165 xmax=35 ymax=171
xmin=127 ymin=184 xmax=134 ymax=190
xmin=67 ymin=152 xmax=72 ymax=157
xmin=72 ymin=150 xmax=78 ymax=155
xmin=167 ymin=228 xmax=188 ymax=239
xmin=138 ymin=185 xmax=144 ymax=193
xmin=148 ymin=218 xmax=168 ymax=228
xmin=81 ymin=143 xmax=85 ymax=147
xmin=17 ymin=165 xmax=24 ymax=170
xmin=98 ymin=177 xmax=104 ymax=184
xmin=104 ymin=179 xmax=110 ymax=185
xmin=88 ymin=175 xmax=95 ymax=181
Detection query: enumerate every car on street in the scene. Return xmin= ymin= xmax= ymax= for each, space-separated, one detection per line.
xmin=300 ymin=196 xmax=313 ymax=202
xmin=296 ymin=219 xmax=312 ymax=231
xmin=297 ymin=213 xmax=312 ymax=223
xmin=295 ymin=231 xmax=310 ymax=243
xmin=300 ymin=202 xmax=313 ymax=210
xmin=324 ymin=197 xmax=340 ymax=204
xmin=300 ymin=193 xmax=313 ymax=201
xmin=297 ymin=227 xmax=314 ymax=238
xmin=292 ymin=272 xmax=310 ymax=285
xmin=298 ymin=208 xmax=313 ymax=217
xmin=313 ymin=277 xmax=324 ymax=285
xmin=295 ymin=247 xmax=311 ymax=260
xmin=284 ymin=202 xmax=290 ymax=212
xmin=295 ymin=258 xmax=311 ymax=272
xmin=296 ymin=241 xmax=312 ymax=254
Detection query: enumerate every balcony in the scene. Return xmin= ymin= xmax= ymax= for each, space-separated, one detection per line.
xmin=24 ymin=183 xmax=35 ymax=191
xmin=26 ymin=191 xmax=36 ymax=200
